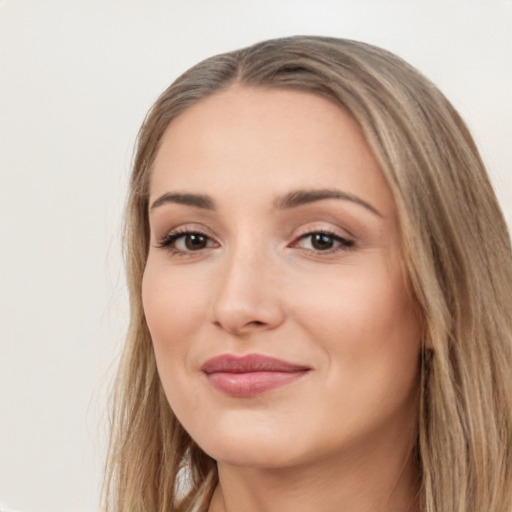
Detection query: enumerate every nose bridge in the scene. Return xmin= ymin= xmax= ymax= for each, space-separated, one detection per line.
xmin=211 ymin=237 xmax=284 ymax=334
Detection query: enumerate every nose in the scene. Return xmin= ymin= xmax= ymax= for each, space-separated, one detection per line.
xmin=210 ymin=248 xmax=285 ymax=336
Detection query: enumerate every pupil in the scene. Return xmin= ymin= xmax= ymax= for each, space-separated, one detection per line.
xmin=185 ymin=234 xmax=207 ymax=250
xmin=312 ymin=233 xmax=334 ymax=250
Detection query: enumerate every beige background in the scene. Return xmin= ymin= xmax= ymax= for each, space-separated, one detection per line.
xmin=0 ymin=1 xmax=510 ymax=511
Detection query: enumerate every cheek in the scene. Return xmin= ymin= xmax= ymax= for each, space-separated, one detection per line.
xmin=294 ymin=260 xmax=418 ymax=336
xmin=141 ymin=261 xmax=209 ymax=420
xmin=142 ymin=259 xmax=208 ymax=343
xmin=291 ymin=262 xmax=421 ymax=392
xmin=141 ymin=259 xmax=210 ymax=387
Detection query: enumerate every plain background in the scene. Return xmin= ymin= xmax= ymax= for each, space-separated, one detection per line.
xmin=0 ymin=1 xmax=510 ymax=511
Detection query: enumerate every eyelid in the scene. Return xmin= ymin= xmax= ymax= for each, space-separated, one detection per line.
xmin=155 ymin=225 xmax=220 ymax=255
xmin=289 ymin=225 xmax=356 ymax=254
xmin=153 ymin=222 xmax=356 ymax=256
xmin=155 ymin=222 xmax=214 ymax=242
xmin=292 ymin=222 xmax=354 ymax=241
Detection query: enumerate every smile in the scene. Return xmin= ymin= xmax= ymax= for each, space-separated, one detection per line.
xmin=200 ymin=353 xmax=311 ymax=398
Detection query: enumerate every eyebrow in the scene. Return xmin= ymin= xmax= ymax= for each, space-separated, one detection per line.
xmin=150 ymin=192 xmax=215 ymax=211
xmin=275 ymin=189 xmax=382 ymax=217
xmin=149 ymin=188 xmax=381 ymax=217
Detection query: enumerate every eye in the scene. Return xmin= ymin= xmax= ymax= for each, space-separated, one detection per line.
xmin=293 ymin=231 xmax=354 ymax=252
xmin=156 ymin=230 xmax=219 ymax=254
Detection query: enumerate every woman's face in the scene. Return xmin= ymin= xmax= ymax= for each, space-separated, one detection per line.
xmin=143 ymin=86 xmax=422 ymax=469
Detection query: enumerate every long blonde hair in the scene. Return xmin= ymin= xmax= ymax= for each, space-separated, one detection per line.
xmin=103 ymin=36 xmax=512 ymax=512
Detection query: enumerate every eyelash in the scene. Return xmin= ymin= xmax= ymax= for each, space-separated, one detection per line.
xmin=156 ymin=229 xmax=355 ymax=256
xmin=292 ymin=230 xmax=354 ymax=253
xmin=156 ymin=229 xmax=218 ymax=256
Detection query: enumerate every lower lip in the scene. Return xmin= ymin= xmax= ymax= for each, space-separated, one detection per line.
xmin=205 ymin=370 xmax=308 ymax=397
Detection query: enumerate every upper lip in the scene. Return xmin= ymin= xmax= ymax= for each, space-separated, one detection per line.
xmin=201 ymin=353 xmax=310 ymax=374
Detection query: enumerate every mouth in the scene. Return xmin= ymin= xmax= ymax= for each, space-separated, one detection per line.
xmin=200 ymin=353 xmax=311 ymax=398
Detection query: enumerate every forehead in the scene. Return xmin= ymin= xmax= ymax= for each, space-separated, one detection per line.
xmin=150 ymin=86 xmax=395 ymax=216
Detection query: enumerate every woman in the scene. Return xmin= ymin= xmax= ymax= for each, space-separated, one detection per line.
xmin=103 ymin=36 xmax=512 ymax=512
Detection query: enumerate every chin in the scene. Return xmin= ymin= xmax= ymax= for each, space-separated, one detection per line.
xmin=204 ymin=438 xmax=306 ymax=469
xmin=186 ymin=414 xmax=311 ymax=469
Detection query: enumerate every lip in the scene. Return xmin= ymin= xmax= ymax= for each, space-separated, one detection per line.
xmin=201 ymin=353 xmax=311 ymax=398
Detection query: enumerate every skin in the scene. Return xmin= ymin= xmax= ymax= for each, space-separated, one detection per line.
xmin=143 ymin=86 xmax=422 ymax=512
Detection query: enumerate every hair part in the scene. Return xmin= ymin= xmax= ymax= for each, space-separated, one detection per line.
xmin=103 ymin=36 xmax=512 ymax=512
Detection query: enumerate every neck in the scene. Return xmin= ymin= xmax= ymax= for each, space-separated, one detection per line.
xmin=208 ymin=437 xmax=420 ymax=512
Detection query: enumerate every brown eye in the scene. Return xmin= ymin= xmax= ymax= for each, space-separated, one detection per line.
xmin=183 ymin=233 xmax=209 ymax=250
xmin=294 ymin=231 xmax=354 ymax=253
xmin=157 ymin=231 xmax=219 ymax=254
xmin=310 ymin=233 xmax=336 ymax=250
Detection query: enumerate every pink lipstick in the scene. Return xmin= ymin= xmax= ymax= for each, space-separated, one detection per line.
xmin=201 ymin=353 xmax=310 ymax=397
